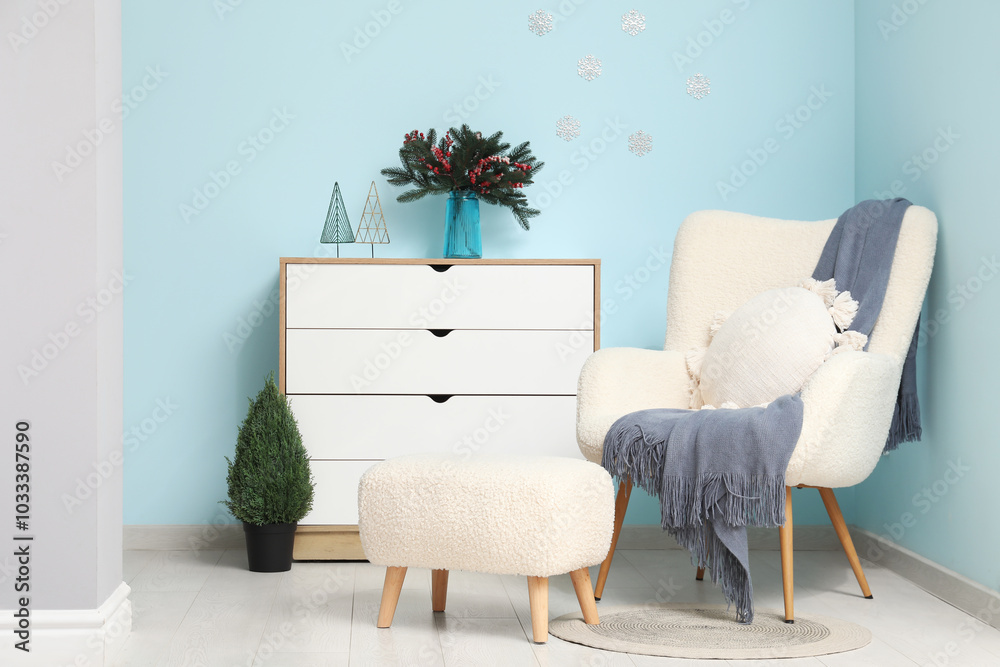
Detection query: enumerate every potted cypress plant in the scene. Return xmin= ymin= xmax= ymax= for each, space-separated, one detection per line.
xmin=222 ymin=372 xmax=314 ymax=572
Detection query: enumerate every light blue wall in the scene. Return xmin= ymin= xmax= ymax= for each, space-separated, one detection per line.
xmin=854 ymin=0 xmax=1000 ymax=591
xmin=123 ymin=0 xmax=856 ymax=525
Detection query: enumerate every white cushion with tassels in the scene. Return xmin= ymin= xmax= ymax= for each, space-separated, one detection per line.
xmin=688 ymin=279 xmax=866 ymax=409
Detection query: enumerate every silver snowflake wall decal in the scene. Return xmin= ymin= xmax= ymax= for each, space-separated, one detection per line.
xmin=577 ymin=55 xmax=602 ymax=81
xmin=621 ymin=9 xmax=646 ymax=36
xmin=555 ymin=115 xmax=581 ymax=141
xmin=687 ymin=73 xmax=711 ymax=100
xmin=528 ymin=10 xmax=553 ymax=36
xmin=628 ymin=131 xmax=653 ymax=156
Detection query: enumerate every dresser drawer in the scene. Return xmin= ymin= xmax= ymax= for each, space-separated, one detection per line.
xmin=300 ymin=460 xmax=376 ymax=526
xmin=285 ymin=263 xmax=595 ymax=330
xmin=290 ymin=394 xmax=579 ymax=460
xmin=284 ymin=329 xmax=592 ymax=395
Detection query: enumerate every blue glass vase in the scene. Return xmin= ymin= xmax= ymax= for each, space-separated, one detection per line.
xmin=443 ymin=190 xmax=482 ymax=259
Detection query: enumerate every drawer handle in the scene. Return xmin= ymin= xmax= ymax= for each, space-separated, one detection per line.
xmin=428 ymin=395 xmax=453 ymax=403
xmin=429 ymin=329 xmax=452 ymax=338
xmin=429 ymin=264 xmax=452 ymax=273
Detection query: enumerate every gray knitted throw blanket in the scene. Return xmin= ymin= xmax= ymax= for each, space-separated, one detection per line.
xmin=813 ymin=198 xmax=920 ymax=450
xmin=602 ymin=199 xmax=918 ymax=623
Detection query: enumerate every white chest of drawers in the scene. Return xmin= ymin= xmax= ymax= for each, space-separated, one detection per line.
xmin=279 ymin=258 xmax=600 ymax=559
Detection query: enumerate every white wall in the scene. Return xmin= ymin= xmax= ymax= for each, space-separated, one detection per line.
xmin=0 ymin=0 xmax=123 ymax=630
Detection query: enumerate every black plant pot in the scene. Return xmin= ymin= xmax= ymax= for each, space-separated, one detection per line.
xmin=242 ymin=521 xmax=297 ymax=572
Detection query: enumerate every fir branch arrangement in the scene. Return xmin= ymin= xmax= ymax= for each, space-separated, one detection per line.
xmin=222 ymin=372 xmax=314 ymax=526
xmin=381 ymin=124 xmax=545 ymax=230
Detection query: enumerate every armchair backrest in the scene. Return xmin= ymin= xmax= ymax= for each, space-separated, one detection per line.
xmin=664 ymin=207 xmax=938 ymax=365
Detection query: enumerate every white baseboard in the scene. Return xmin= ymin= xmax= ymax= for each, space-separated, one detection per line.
xmin=125 ymin=523 xmax=245 ymax=550
xmin=850 ymin=527 xmax=1000 ymax=632
xmin=617 ymin=524 xmax=842 ymax=551
xmin=0 ymin=581 xmax=131 ymax=666
xmin=119 ymin=523 xmax=841 ymax=553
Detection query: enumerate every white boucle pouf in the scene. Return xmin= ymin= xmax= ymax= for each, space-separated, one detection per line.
xmin=357 ymin=454 xmax=615 ymax=643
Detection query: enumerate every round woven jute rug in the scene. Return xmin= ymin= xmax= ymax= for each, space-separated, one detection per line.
xmin=549 ymin=604 xmax=871 ymax=659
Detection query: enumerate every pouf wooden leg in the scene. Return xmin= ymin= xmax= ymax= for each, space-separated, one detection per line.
xmin=527 ymin=576 xmax=549 ymax=643
xmin=377 ymin=566 xmax=407 ymax=628
xmin=432 ymin=569 xmax=449 ymax=612
xmin=569 ymin=568 xmax=599 ymax=625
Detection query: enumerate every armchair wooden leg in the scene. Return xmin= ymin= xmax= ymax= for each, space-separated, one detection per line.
xmin=778 ymin=486 xmax=794 ymax=623
xmin=818 ymin=487 xmax=873 ymax=599
xmin=432 ymin=569 xmax=449 ymax=612
xmin=695 ymin=537 xmax=709 ymax=580
xmin=377 ymin=566 xmax=407 ymax=628
xmin=527 ymin=576 xmax=549 ymax=643
xmin=594 ymin=477 xmax=632 ymax=601
xmin=569 ymin=568 xmax=600 ymax=625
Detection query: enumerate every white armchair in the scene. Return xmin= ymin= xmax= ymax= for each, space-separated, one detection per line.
xmin=578 ymin=208 xmax=937 ymax=621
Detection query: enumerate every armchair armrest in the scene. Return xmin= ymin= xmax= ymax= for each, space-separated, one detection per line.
xmin=786 ymin=350 xmax=901 ymax=488
xmin=576 ymin=347 xmax=691 ymax=463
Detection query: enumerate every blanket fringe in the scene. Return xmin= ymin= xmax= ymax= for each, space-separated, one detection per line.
xmin=885 ymin=392 xmax=921 ymax=453
xmin=602 ymin=423 xmax=788 ymax=624
xmin=602 ymin=424 xmax=786 ymax=528
xmin=671 ymin=525 xmax=754 ymax=623
xmin=602 ymin=423 xmax=664 ymax=494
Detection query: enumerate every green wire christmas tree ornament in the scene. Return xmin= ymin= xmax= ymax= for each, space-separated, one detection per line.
xmin=319 ymin=181 xmax=354 ymax=257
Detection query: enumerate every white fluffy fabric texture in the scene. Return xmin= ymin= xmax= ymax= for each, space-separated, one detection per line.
xmin=358 ymin=455 xmax=615 ymax=577
xmin=576 ymin=207 xmax=938 ymax=488
xmin=576 ymin=348 xmax=691 ymax=463
xmin=786 ymin=350 xmax=900 ymax=487
xmin=693 ymin=286 xmax=843 ymax=409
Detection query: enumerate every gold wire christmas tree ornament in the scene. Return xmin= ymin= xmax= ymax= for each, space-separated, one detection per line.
xmin=354 ymin=181 xmax=389 ymax=257
xmin=319 ymin=182 xmax=354 ymax=257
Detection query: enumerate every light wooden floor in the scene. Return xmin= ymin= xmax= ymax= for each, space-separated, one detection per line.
xmin=114 ymin=547 xmax=1000 ymax=666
